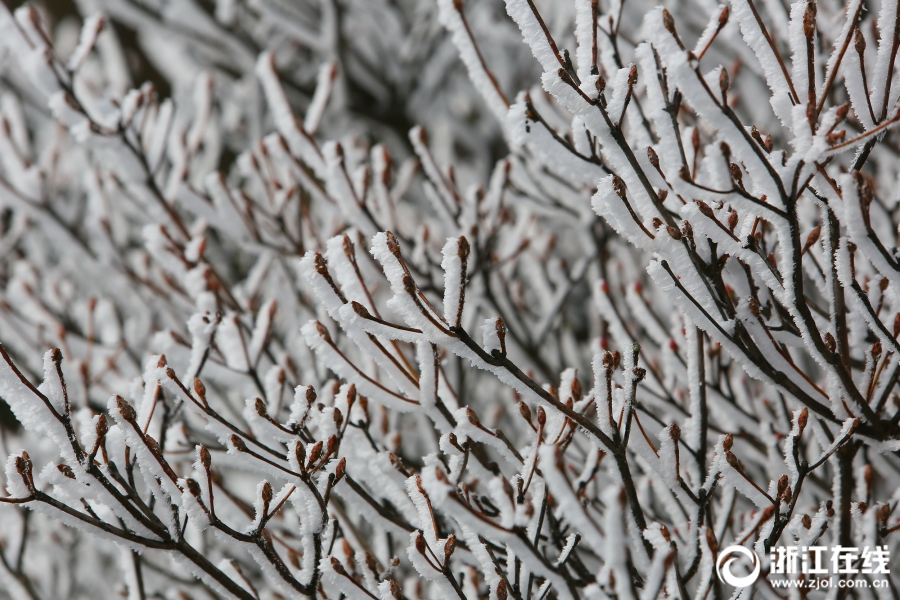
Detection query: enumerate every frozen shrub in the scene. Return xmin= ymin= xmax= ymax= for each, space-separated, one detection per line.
xmin=0 ymin=0 xmax=898 ymax=598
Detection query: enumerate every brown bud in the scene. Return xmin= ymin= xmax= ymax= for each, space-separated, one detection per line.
xmin=803 ymin=226 xmax=821 ymax=254
xmin=601 ymin=351 xmax=613 ymax=369
xmin=185 ymin=478 xmax=203 ymax=497
xmin=723 ymin=433 xmax=733 ymax=452
xmin=146 ymin=436 xmax=165 ymax=458
xmin=261 ymin=481 xmax=273 ymax=504
xmin=719 ymin=141 xmax=732 ymax=160
xmin=351 ymin=301 xmax=370 ymax=317
xmin=718 ymin=6 xmax=729 ymax=28
xmin=495 ymin=318 xmax=507 ymax=354
xmin=294 ymin=442 xmax=306 ymax=467
xmin=632 ymin=367 xmax=646 ymax=383
xmin=330 ymin=557 xmax=347 ymax=576
xmin=314 ymin=321 xmax=332 ymax=343
xmin=414 ymin=532 xmax=427 ymax=555
xmin=662 ymin=8 xmax=676 ymax=35
xmin=669 ymin=423 xmax=681 ymax=441
xmin=313 ymin=252 xmax=329 ymax=276
xmin=627 ymin=64 xmax=638 ymax=87
xmin=402 ymin=274 xmax=417 ymax=295
xmin=571 ymin=377 xmax=583 ymax=402
xmin=199 ymin=446 xmax=211 ymax=469
xmin=193 ymin=378 xmax=207 ymax=401
xmin=116 ymin=396 xmax=137 ymax=423
xmin=14 ymin=456 xmax=34 ymax=493
xmin=824 ymin=332 xmax=837 ymax=353
xmin=229 ymin=435 xmax=247 ymax=452
xmin=458 ymin=236 xmax=470 ymax=260
xmin=335 ymin=457 xmax=347 ymax=482
xmin=537 ymin=406 xmax=547 ymax=427
xmin=385 ymin=231 xmax=402 ymax=256
xmin=612 ymin=175 xmax=627 ymax=199
xmin=696 ymin=200 xmax=715 ymax=219
xmin=647 ymin=146 xmax=660 ymax=169
xmin=666 ymin=226 xmax=682 ymax=240
xmin=797 ymin=407 xmax=808 ymax=433
xmin=803 ymin=5 xmax=815 ymax=39
xmin=855 ymin=29 xmax=866 ymax=55
xmin=519 ymin=401 xmax=533 ymax=424
xmin=57 ymin=464 xmax=75 ymax=479
xmin=96 ymin=414 xmax=109 ymax=439
xmin=725 ymin=451 xmax=741 ymax=470
xmin=48 ymin=347 xmax=62 ymax=366
xmin=308 ymin=441 xmax=324 ymax=466
xmin=720 ymin=69 xmax=729 ymax=95
xmin=444 ymin=534 xmax=456 ymax=560
xmin=255 ymin=398 xmax=268 ymax=418
xmin=777 ymin=474 xmax=789 ymax=496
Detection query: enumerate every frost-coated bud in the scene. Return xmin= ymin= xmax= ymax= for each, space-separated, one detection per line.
xmin=308 ymin=441 xmax=323 ymax=466
xmin=229 ymin=435 xmax=247 ymax=452
xmin=723 ymin=434 xmax=733 ymax=452
xmin=116 ymin=396 xmax=137 ymax=423
xmin=0 ymin=0 xmax=896 ymax=596
xmin=95 ymin=414 xmax=109 ymax=439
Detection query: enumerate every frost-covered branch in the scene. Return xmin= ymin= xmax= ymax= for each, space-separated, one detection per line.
xmin=0 ymin=0 xmax=898 ymax=598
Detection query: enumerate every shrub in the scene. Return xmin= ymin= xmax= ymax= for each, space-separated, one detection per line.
xmin=0 ymin=0 xmax=897 ymax=598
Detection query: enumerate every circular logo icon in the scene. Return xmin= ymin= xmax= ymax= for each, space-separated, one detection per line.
xmin=716 ymin=545 xmax=761 ymax=588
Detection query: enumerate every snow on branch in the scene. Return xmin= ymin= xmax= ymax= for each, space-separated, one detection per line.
xmin=0 ymin=0 xmax=897 ymax=598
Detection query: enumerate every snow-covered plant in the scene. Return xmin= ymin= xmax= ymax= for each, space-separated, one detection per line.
xmin=0 ymin=0 xmax=898 ymax=598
